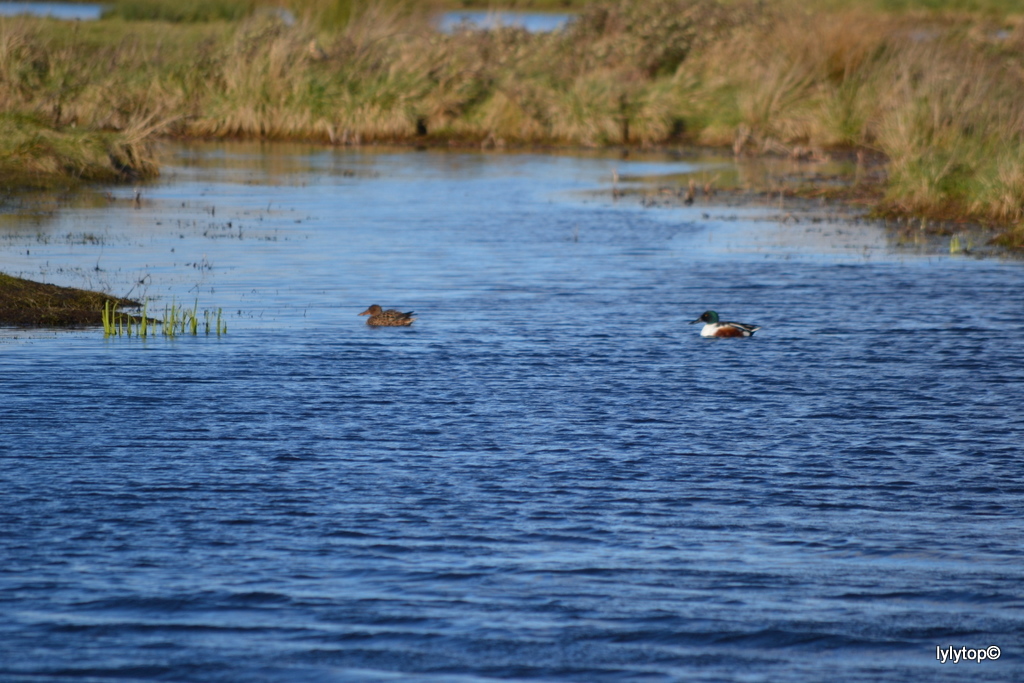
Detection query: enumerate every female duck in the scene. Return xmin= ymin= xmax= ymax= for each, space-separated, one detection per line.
xmin=359 ymin=304 xmax=416 ymax=327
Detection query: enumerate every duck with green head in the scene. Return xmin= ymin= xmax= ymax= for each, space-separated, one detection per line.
xmin=690 ymin=310 xmax=760 ymax=337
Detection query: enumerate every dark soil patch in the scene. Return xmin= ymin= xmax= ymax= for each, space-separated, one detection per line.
xmin=0 ymin=272 xmax=140 ymax=327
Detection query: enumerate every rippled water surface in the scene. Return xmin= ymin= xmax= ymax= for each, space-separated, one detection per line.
xmin=2 ymin=145 xmax=1022 ymax=682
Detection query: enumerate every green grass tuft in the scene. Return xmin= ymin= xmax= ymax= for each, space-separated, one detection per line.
xmin=103 ymin=298 xmax=227 ymax=338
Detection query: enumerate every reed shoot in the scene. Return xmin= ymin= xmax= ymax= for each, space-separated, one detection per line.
xmin=103 ymin=299 xmax=227 ymax=338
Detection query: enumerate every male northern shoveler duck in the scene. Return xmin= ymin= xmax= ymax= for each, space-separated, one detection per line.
xmin=689 ymin=310 xmax=760 ymax=337
xmin=359 ymin=304 xmax=416 ymax=327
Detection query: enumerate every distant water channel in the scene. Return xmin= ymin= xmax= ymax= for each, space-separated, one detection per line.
xmin=438 ymin=10 xmax=573 ymax=33
xmin=1 ymin=144 xmax=1022 ymax=682
xmin=0 ymin=1 xmax=102 ymax=20
xmin=0 ymin=3 xmax=572 ymax=32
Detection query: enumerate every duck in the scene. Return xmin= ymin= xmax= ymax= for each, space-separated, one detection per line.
xmin=689 ymin=310 xmax=760 ymax=337
xmin=359 ymin=304 xmax=416 ymax=327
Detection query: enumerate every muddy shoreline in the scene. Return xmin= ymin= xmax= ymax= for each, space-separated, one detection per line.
xmin=597 ymin=144 xmax=1023 ymax=256
xmin=0 ymin=272 xmax=139 ymax=328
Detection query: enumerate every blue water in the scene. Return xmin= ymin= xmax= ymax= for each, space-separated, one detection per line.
xmin=0 ymin=2 xmax=102 ymax=20
xmin=438 ymin=11 xmax=573 ymax=33
xmin=1 ymin=145 xmax=1022 ymax=681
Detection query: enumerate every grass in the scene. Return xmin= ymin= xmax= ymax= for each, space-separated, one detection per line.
xmin=102 ymin=0 xmax=259 ymax=23
xmin=2 ymin=0 xmax=1024 ymax=244
xmin=0 ymin=112 xmax=159 ymax=188
xmin=102 ymin=298 xmax=227 ymax=337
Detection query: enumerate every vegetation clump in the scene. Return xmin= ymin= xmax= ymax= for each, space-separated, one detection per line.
xmin=0 ymin=272 xmax=140 ymax=327
xmin=0 ymin=113 xmax=158 ymax=188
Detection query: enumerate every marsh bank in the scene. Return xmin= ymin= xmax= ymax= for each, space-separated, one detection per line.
xmin=2 ymin=0 xmax=1024 ymax=245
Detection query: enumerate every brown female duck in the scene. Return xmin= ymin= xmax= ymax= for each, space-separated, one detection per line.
xmin=359 ymin=304 xmax=416 ymax=326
